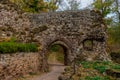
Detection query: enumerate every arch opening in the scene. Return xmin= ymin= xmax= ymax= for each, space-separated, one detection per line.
xmin=46 ymin=41 xmax=70 ymax=66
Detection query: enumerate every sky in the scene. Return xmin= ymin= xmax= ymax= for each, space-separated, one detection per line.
xmin=58 ymin=0 xmax=94 ymax=11
xmin=80 ymin=0 xmax=93 ymax=8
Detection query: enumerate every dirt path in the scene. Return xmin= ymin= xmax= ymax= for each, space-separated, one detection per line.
xmin=27 ymin=52 xmax=66 ymax=80
xmin=30 ymin=63 xmax=65 ymax=80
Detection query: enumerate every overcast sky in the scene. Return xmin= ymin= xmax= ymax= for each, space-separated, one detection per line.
xmin=81 ymin=0 xmax=93 ymax=8
xmin=58 ymin=0 xmax=94 ymax=11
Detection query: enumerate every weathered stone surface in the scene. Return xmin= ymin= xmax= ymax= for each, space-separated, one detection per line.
xmin=0 ymin=53 xmax=42 ymax=80
xmin=0 ymin=1 xmax=111 ymax=71
xmin=29 ymin=10 xmax=111 ymax=69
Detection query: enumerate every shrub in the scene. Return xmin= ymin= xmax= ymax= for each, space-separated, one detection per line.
xmin=0 ymin=42 xmax=38 ymax=54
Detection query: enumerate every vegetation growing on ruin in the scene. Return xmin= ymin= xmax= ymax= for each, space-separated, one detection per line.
xmin=0 ymin=37 xmax=38 ymax=54
xmin=62 ymin=61 xmax=120 ymax=80
xmin=80 ymin=61 xmax=120 ymax=73
xmin=0 ymin=42 xmax=38 ymax=54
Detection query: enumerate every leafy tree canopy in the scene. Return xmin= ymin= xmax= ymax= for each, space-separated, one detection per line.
xmin=10 ymin=0 xmax=57 ymax=13
xmin=93 ymin=0 xmax=114 ymax=17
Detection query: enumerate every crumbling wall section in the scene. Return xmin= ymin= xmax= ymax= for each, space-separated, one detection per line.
xmin=0 ymin=1 xmax=111 ymax=72
xmin=0 ymin=53 xmax=42 ymax=80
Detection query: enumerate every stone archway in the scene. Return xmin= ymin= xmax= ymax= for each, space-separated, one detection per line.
xmin=40 ymin=39 xmax=72 ymax=71
xmin=48 ymin=40 xmax=71 ymax=65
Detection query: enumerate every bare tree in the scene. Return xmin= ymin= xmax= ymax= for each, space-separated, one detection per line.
xmin=66 ymin=0 xmax=81 ymax=10
xmin=55 ymin=0 xmax=81 ymax=11
xmin=114 ymin=0 xmax=120 ymax=23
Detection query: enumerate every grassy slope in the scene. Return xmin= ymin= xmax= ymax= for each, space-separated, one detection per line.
xmin=62 ymin=61 xmax=120 ymax=80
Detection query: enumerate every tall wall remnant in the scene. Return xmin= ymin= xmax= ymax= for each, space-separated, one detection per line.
xmin=0 ymin=1 xmax=111 ymax=71
xmin=29 ymin=10 xmax=110 ymax=68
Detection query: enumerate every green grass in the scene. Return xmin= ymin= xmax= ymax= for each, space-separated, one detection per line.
xmin=79 ymin=61 xmax=120 ymax=73
xmin=0 ymin=42 xmax=38 ymax=54
xmin=84 ymin=76 xmax=110 ymax=80
xmin=70 ymin=61 xmax=120 ymax=80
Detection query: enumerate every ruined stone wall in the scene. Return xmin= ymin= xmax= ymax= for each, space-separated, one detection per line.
xmin=0 ymin=53 xmax=42 ymax=80
xmin=29 ymin=10 xmax=110 ymax=63
xmin=0 ymin=1 xmax=111 ymax=71
xmin=0 ymin=2 xmax=31 ymax=42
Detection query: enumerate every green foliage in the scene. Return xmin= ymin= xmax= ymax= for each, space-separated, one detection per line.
xmin=94 ymin=65 xmax=107 ymax=73
xmin=10 ymin=0 xmax=57 ymax=12
xmin=92 ymin=0 xmax=114 ymax=25
xmin=50 ymin=45 xmax=61 ymax=52
xmin=85 ymin=76 xmax=110 ymax=80
xmin=47 ymin=0 xmax=58 ymax=11
xmin=107 ymin=23 xmax=120 ymax=54
xmin=79 ymin=61 xmax=120 ymax=73
xmin=110 ymin=64 xmax=120 ymax=70
xmin=108 ymin=24 xmax=120 ymax=44
xmin=80 ymin=61 xmax=91 ymax=68
xmin=93 ymin=0 xmax=114 ymax=17
xmin=0 ymin=42 xmax=38 ymax=54
xmin=9 ymin=37 xmax=17 ymax=42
